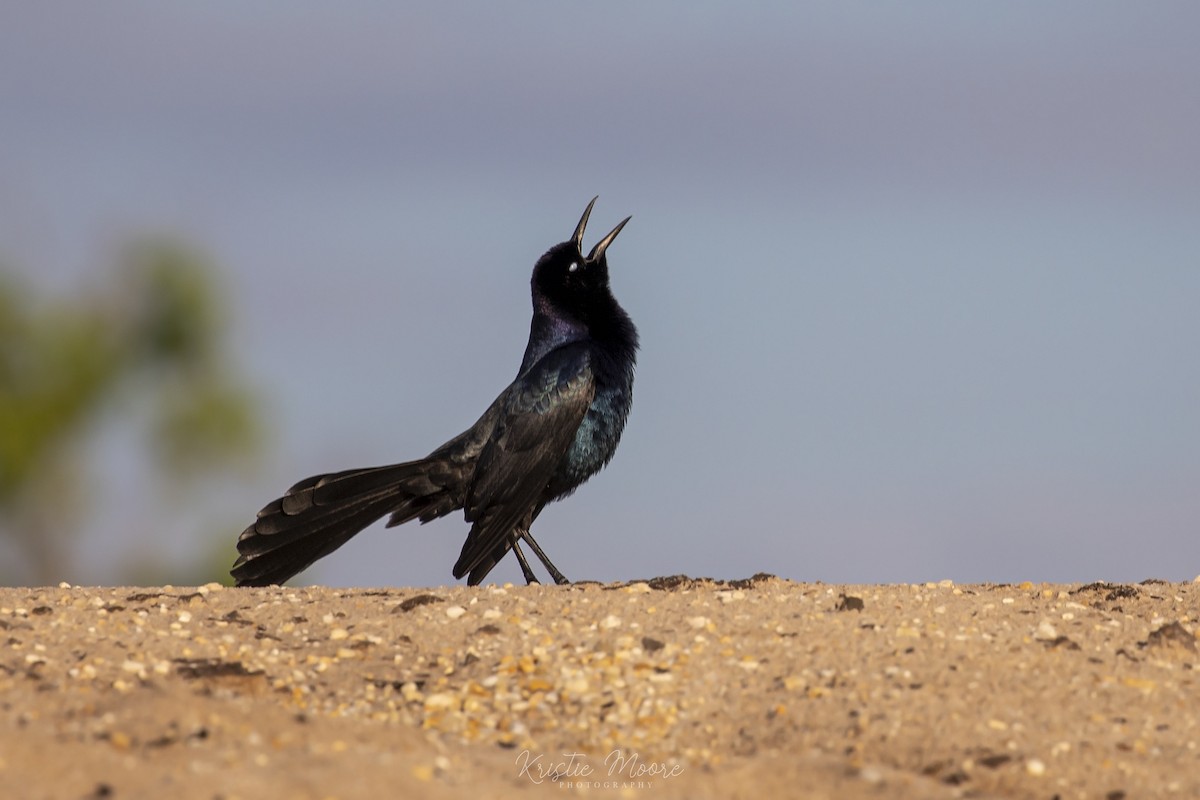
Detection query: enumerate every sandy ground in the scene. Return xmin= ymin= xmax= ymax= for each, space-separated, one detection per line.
xmin=1 ymin=575 xmax=1198 ymax=799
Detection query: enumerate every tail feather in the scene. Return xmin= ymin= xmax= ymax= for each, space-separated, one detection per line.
xmin=235 ymin=494 xmax=385 ymax=555
xmin=387 ymin=491 xmax=463 ymax=528
xmin=232 ymin=458 xmax=465 ymax=586
xmin=232 ymin=500 xmax=396 ymax=586
xmin=306 ymin=464 xmax=438 ymax=505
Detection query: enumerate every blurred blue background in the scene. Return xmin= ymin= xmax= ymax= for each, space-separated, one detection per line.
xmin=2 ymin=3 xmax=1197 ymax=586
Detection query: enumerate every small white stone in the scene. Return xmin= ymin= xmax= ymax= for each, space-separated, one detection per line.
xmin=1025 ymin=758 xmax=1046 ymax=776
xmin=1034 ymin=620 xmax=1058 ymax=640
xmin=445 ymin=605 xmax=467 ymax=620
xmin=599 ymin=614 xmax=622 ymax=630
xmin=860 ymin=766 xmax=885 ymax=784
xmin=424 ymin=692 xmax=457 ymax=710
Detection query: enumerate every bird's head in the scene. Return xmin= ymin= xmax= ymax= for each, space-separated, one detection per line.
xmin=532 ymin=197 xmax=631 ymax=319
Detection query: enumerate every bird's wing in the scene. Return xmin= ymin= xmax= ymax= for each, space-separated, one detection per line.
xmin=452 ymin=343 xmax=595 ymax=580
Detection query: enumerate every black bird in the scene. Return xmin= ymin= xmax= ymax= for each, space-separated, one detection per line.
xmin=231 ymin=198 xmax=638 ymax=587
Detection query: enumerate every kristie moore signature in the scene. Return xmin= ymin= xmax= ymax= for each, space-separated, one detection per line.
xmin=515 ymin=749 xmax=685 ymax=788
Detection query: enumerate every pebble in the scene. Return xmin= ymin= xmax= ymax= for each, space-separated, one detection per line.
xmin=424 ymin=693 xmax=458 ymax=711
xmin=860 ymin=766 xmax=885 ymax=783
xmin=1034 ymin=620 xmax=1058 ymax=640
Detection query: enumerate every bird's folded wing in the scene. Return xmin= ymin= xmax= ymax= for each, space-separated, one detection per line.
xmin=453 ymin=343 xmax=595 ymax=579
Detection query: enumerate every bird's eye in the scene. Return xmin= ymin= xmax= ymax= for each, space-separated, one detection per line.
xmin=568 ymin=262 xmax=579 ymax=273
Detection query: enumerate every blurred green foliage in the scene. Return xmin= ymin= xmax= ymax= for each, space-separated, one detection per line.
xmin=0 ymin=239 xmax=262 ymax=584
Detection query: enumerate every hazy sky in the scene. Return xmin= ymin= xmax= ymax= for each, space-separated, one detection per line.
xmin=3 ymin=3 xmax=1198 ymax=586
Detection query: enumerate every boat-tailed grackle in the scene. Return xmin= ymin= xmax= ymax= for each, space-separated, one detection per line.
xmin=231 ymin=198 xmax=638 ymax=586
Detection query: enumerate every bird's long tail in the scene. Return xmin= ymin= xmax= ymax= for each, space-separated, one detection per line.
xmin=231 ymin=458 xmax=464 ymax=586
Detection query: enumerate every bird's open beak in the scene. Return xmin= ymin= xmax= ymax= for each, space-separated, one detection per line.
xmin=572 ymin=196 xmax=631 ymax=265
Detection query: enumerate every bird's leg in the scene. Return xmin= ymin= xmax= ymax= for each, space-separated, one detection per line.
xmin=511 ymin=540 xmax=540 ymax=585
xmin=521 ymin=531 xmax=570 ymax=585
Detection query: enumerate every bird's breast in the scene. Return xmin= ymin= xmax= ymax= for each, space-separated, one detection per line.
xmin=547 ymin=378 xmax=632 ymax=499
